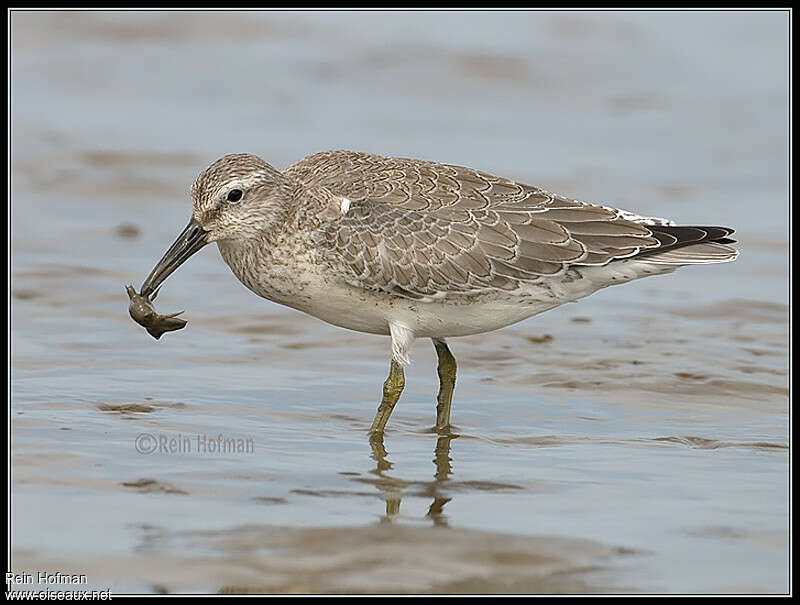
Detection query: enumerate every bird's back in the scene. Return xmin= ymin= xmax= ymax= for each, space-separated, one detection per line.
xmin=284 ymin=150 xmax=737 ymax=302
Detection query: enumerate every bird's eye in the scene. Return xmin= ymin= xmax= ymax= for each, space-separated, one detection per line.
xmin=226 ymin=189 xmax=243 ymax=202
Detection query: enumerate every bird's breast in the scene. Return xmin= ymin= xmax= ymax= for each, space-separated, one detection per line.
xmin=215 ymin=239 xmax=310 ymax=307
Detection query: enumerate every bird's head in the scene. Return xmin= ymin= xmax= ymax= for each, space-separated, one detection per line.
xmin=140 ymin=153 xmax=293 ymax=297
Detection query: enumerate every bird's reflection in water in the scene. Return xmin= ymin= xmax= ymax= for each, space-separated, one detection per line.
xmin=367 ymin=432 xmax=458 ymax=526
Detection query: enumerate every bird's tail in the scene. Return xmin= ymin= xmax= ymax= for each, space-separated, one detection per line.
xmin=635 ymin=225 xmax=739 ymax=265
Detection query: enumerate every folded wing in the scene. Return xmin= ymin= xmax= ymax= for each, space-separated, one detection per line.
xmin=289 ymin=151 xmax=737 ymax=299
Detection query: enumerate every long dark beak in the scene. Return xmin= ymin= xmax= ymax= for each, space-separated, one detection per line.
xmin=140 ymin=218 xmax=209 ymax=297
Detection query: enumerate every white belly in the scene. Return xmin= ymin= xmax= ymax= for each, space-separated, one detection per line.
xmin=299 ymin=282 xmax=563 ymax=338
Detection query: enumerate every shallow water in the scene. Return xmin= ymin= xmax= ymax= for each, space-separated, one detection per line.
xmin=11 ymin=10 xmax=788 ymax=594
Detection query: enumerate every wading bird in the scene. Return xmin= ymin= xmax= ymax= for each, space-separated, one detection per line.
xmin=136 ymin=151 xmax=737 ymax=435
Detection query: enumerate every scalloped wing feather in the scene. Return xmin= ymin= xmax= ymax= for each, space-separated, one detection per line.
xmin=290 ymin=151 xmax=735 ymax=299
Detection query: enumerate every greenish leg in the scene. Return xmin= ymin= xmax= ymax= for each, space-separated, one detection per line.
xmin=433 ymin=339 xmax=457 ymax=434
xmin=369 ymin=359 xmax=405 ymax=434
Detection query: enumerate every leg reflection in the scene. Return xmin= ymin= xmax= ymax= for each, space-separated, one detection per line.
xmin=433 ymin=434 xmax=456 ymax=481
xmin=368 ymin=432 xmax=393 ymax=474
xmin=365 ymin=433 xmax=459 ymax=526
xmin=368 ymin=431 xmax=404 ymax=523
xmin=425 ymin=434 xmax=458 ymax=526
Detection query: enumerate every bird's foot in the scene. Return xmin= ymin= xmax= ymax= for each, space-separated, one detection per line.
xmin=422 ymin=424 xmax=460 ymax=438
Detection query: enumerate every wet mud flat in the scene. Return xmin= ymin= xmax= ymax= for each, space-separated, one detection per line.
xmin=11 ymin=10 xmax=788 ymax=595
xmin=13 ymin=525 xmax=633 ymax=594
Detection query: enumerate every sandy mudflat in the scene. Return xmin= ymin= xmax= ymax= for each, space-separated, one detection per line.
xmin=11 ymin=10 xmax=788 ymax=594
xmin=14 ymin=525 xmax=634 ymax=594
